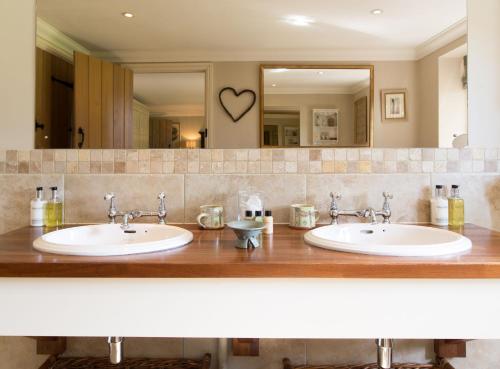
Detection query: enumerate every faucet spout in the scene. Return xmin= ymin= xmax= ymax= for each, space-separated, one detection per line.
xmin=108 ymin=336 xmax=124 ymax=364
xmin=364 ymin=208 xmax=378 ymax=224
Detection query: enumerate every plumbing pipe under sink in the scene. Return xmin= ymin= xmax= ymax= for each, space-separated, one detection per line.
xmin=376 ymin=338 xmax=393 ymax=369
xmin=108 ymin=336 xmax=124 ymax=364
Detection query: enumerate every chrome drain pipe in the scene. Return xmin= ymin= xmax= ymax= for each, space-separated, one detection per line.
xmin=108 ymin=336 xmax=124 ymax=364
xmin=376 ymin=338 xmax=393 ymax=369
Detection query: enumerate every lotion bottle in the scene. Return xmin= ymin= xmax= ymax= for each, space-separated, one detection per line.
xmin=430 ymin=185 xmax=448 ymax=226
xmin=448 ymin=185 xmax=464 ymax=227
xmin=263 ymin=210 xmax=273 ymax=235
xmin=44 ymin=186 xmax=64 ymax=227
xmin=30 ymin=187 xmax=46 ymax=227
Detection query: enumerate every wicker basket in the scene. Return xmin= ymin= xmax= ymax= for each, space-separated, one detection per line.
xmin=46 ymin=354 xmax=211 ymax=369
xmin=282 ymin=357 xmax=455 ymax=369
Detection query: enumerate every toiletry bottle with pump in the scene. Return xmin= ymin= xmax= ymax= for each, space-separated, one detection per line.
xmin=44 ymin=186 xmax=64 ymax=227
xmin=263 ymin=210 xmax=273 ymax=235
xmin=430 ymin=185 xmax=448 ymax=226
xmin=448 ymin=185 xmax=464 ymax=227
xmin=31 ymin=187 xmax=46 ymax=227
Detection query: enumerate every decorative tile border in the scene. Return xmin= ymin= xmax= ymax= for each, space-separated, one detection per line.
xmin=0 ymin=148 xmax=498 ymax=175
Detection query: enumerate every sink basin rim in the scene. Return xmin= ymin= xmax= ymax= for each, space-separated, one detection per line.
xmin=33 ymin=223 xmax=193 ymax=256
xmin=304 ymin=223 xmax=472 ymax=257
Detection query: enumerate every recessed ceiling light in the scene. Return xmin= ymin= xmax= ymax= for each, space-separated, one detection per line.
xmin=370 ymin=9 xmax=383 ymax=15
xmin=317 ymin=71 xmax=324 ymax=75
xmin=271 ymin=84 xmax=277 ymax=87
xmin=122 ymin=12 xmax=134 ymax=18
xmin=284 ymin=15 xmax=315 ymax=27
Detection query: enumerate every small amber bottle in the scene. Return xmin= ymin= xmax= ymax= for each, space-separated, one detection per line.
xmin=44 ymin=186 xmax=64 ymax=227
xmin=448 ymin=185 xmax=464 ymax=227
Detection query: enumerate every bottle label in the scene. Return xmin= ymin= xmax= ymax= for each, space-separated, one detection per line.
xmin=31 ymin=206 xmax=44 ymax=227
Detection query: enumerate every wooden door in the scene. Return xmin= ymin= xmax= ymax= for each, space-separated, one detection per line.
xmin=74 ymin=52 xmax=133 ymax=148
xmin=35 ymin=48 xmax=74 ymax=149
xmin=354 ymin=96 xmax=368 ymax=145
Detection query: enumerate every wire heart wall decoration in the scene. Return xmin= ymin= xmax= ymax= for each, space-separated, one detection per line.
xmin=218 ymin=87 xmax=257 ymax=123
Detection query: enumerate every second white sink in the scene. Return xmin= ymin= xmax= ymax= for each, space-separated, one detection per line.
xmin=304 ymin=223 xmax=472 ymax=257
xmin=33 ymin=224 xmax=193 ymax=256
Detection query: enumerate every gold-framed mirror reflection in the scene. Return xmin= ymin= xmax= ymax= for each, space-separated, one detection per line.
xmin=260 ymin=65 xmax=374 ymax=148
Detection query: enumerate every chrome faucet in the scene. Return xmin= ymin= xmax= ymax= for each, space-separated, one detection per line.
xmin=104 ymin=192 xmax=168 ymax=226
xmin=121 ymin=210 xmax=142 ymax=230
xmin=329 ymin=192 xmax=365 ymax=224
xmin=329 ymin=191 xmax=393 ymax=225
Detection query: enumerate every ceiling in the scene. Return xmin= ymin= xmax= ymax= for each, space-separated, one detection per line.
xmin=133 ymin=73 xmax=205 ymax=107
xmin=264 ymin=68 xmax=370 ymax=94
xmin=37 ymin=0 xmax=467 ymax=61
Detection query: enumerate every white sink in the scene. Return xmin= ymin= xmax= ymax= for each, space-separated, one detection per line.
xmin=33 ymin=224 xmax=193 ymax=256
xmin=304 ymin=223 xmax=472 ymax=257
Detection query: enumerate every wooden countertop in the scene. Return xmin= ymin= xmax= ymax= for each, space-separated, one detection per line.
xmin=0 ymin=224 xmax=499 ymax=278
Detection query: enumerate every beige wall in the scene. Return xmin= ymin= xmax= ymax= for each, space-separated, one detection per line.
xmin=213 ymin=62 xmax=260 ymax=148
xmin=264 ymin=93 xmax=355 ymax=146
xmin=417 ymin=36 xmax=467 ymax=147
xmin=0 ymin=0 xmax=36 ymax=149
xmin=467 ymin=0 xmax=500 ymax=148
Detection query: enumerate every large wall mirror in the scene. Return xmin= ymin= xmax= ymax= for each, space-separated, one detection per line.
xmin=30 ymin=0 xmax=467 ymax=149
xmin=260 ymin=66 xmax=373 ymax=147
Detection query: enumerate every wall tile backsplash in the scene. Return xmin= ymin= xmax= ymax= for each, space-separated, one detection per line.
xmin=0 ymin=148 xmax=498 ymax=235
xmin=1 ymin=148 xmax=499 ymax=175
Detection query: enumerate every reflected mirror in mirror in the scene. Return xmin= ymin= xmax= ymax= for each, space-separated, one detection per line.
xmin=261 ymin=67 xmax=373 ymax=147
xmin=133 ymin=73 xmax=206 ymax=149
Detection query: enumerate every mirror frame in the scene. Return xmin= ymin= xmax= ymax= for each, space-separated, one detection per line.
xmin=259 ymin=64 xmax=374 ymax=148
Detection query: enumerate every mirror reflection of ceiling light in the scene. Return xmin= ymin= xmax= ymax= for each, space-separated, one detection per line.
xmin=271 ymin=68 xmax=289 ymax=73
xmin=122 ymin=12 xmax=134 ymax=18
xmin=271 ymin=84 xmax=277 ymax=87
xmin=284 ymin=15 xmax=315 ymax=27
xmin=317 ymin=71 xmax=325 ymax=75
xmin=370 ymin=9 xmax=383 ymax=15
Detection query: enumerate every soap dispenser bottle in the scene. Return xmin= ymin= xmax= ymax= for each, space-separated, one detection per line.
xmin=44 ymin=186 xmax=63 ymax=227
xmin=430 ymin=185 xmax=448 ymax=226
xmin=448 ymin=185 xmax=464 ymax=227
xmin=31 ymin=187 xmax=46 ymax=227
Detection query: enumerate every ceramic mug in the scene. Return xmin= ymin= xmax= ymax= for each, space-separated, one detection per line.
xmin=196 ymin=205 xmax=225 ymax=229
xmin=289 ymin=204 xmax=320 ymax=229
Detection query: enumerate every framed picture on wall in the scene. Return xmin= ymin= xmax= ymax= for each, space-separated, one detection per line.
xmin=312 ymin=108 xmax=339 ymax=146
xmin=381 ymin=89 xmax=407 ymax=121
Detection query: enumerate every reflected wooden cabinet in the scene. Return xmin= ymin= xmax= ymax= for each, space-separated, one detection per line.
xmin=74 ymin=51 xmax=133 ymax=149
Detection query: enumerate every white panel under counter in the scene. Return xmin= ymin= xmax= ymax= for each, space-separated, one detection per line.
xmin=1 ymin=278 xmax=500 ymax=339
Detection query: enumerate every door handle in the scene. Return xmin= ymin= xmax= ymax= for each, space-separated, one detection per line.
xmin=77 ymin=127 xmax=85 ymax=148
xmin=35 ymin=121 xmax=45 ymax=131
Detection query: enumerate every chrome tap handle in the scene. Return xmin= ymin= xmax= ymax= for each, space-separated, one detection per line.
xmin=329 ymin=192 xmax=342 ymax=224
xmin=157 ymin=192 xmax=167 ymax=225
xmin=381 ymin=192 xmax=393 ymax=223
xmin=104 ymin=192 xmax=118 ymax=224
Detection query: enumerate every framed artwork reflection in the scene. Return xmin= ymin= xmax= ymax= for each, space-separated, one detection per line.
xmin=381 ymin=89 xmax=407 ymax=121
